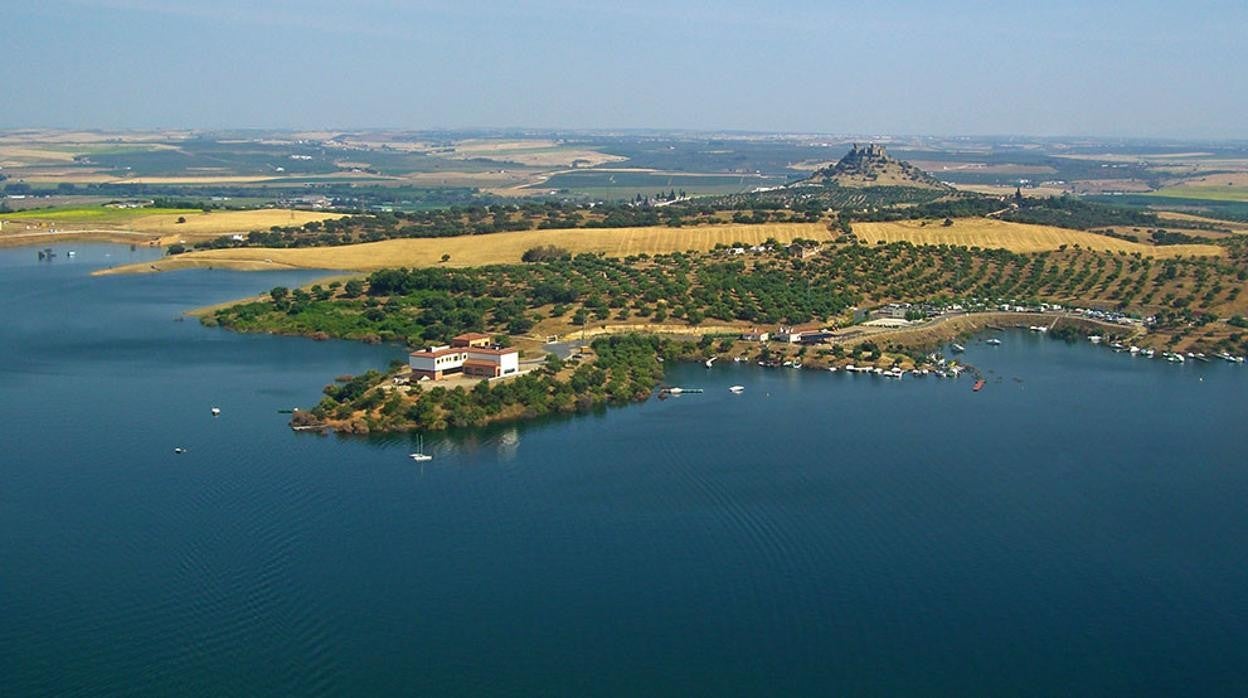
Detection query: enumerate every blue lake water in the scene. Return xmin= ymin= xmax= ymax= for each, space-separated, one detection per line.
xmin=2 ymin=245 xmax=1247 ymax=696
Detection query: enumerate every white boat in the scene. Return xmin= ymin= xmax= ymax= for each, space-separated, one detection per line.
xmin=729 ymin=385 xmax=745 ymax=394
xmin=409 ymin=435 xmax=433 ymax=462
xmin=1089 ymin=335 xmax=1103 ymax=344
xmin=951 ymin=343 xmax=966 ymax=353
xmin=705 ymin=357 xmax=716 ymax=368
xmin=174 ymin=447 xmax=187 ymax=454
xmin=986 ymin=338 xmax=1002 ymax=346
xmin=211 ymin=407 xmax=221 ymax=416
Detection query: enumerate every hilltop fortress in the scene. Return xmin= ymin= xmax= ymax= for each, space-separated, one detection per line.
xmin=797 ymin=143 xmax=949 ymax=190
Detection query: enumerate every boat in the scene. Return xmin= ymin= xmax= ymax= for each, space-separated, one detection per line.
xmin=210 ymin=407 xmax=221 ymax=416
xmin=66 ymin=250 xmax=76 ymax=258
xmin=409 ymin=435 xmax=433 ymax=462
xmin=1088 ymin=335 xmax=1103 ymax=344
xmin=174 ymin=447 xmax=187 ymax=454
xmin=705 ymin=357 xmax=716 ymax=368
xmin=729 ymin=385 xmax=745 ymax=394
xmin=985 ymin=338 xmax=1002 ymax=346
xmin=951 ymin=343 xmax=966 ymax=353
xmin=972 ymin=379 xmax=986 ymax=392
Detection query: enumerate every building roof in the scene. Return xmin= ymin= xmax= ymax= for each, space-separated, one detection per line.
xmin=462 ymin=359 xmax=501 ymax=369
xmin=410 ymin=347 xmax=463 ymax=358
xmin=465 ymin=346 xmax=518 ymax=356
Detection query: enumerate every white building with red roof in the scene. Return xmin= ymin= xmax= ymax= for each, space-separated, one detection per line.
xmin=409 ymin=333 xmax=520 ymax=381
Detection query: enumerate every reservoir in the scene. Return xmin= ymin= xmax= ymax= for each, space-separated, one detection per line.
xmin=2 ymin=245 xmax=1247 ymax=696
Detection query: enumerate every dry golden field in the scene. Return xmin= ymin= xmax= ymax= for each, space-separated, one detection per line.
xmin=5 ymin=208 xmax=345 ymax=244
xmin=853 ymin=218 xmax=1223 ymax=257
xmin=129 ymin=209 xmax=346 ymax=239
xmin=98 ymin=223 xmax=832 ymax=274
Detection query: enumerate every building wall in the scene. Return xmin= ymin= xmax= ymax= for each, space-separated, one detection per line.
xmin=496 ymin=351 xmax=519 ymax=375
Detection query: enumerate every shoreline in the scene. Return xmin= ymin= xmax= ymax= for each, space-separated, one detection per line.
xmin=0 ymin=229 xmax=165 ymax=249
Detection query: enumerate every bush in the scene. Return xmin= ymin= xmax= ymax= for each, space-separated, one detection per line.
xmin=522 ymin=245 xmax=571 ymax=263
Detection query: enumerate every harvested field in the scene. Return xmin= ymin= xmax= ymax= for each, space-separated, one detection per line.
xmin=3 ymin=208 xmax=346 ymax=245
xmin=97 ymin=223 xmax=831 ymax=274
xmin=853 ymin=218 xmax=1222 ymax=258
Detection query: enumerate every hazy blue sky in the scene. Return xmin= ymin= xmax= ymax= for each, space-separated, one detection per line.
xmin=7 ymin=0 xmax=1246 ymax=137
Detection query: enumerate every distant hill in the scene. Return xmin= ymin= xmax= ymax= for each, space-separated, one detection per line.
xmin=794 ymin=144 xmax=950 ymax=190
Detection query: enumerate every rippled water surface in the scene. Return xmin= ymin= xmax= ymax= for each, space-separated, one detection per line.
xmin=2 ymin=245 xmax=1247 ymax=696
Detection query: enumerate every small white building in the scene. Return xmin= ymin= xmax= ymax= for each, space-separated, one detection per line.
xmin=775 ymin=326 xmax=803 ymax=344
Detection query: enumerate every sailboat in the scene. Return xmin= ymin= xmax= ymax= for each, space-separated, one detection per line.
xmin=409 ymin=435 xmax=433 ymax=462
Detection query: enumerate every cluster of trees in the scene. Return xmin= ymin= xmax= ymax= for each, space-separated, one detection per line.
xmin=521 ymin=245 xmax=571 ymax=262
xmin=216 ymin=240 xmax=1247 ymax=356
xmin=710 ymin=184 xmax=951 ymax=213
xmin=1001 ymin=196 xmax=1161 ymax=230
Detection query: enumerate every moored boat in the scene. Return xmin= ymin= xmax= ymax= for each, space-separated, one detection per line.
xmin=409 ymin=435 xmax=433 ymax=462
